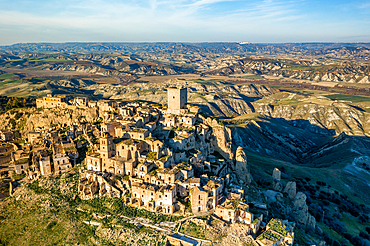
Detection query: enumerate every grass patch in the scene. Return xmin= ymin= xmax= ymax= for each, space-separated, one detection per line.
xmin=276 ymin=99 xmax=300 ymax=105
xmin=0 ymin=79 xmax=23 ymax=87
xmin=242 ymin=75 xmax=264 ymax=80
xmin=341 ymin=213 xmax=370 ymax=236
xmin=0 ymin=190 xmax=97 ymax=245
xmin=29 ymin=58 xmax=70 ymax=62
xmin=192 ymin=79 xmax=222 ymax=86
xmin=325 ymin=94 xmax=370 ymax=103
xmin=267 ymin=84 xmax=284 ymax=88
xmin=284 ymin=64 xmax=312 ymax=71
xmin=0 ymin=73 xmax=17 ymax=80
xmin=111 ymin=198 xmax=182 ymax=223
xmin=179 ymin=221 xmax=209 ymax=240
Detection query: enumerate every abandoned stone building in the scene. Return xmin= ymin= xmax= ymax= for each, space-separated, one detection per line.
xmin=39 ymin=156 xmax=52 ymax=176
xmin=71 ymin=97 xmax=88 ymax=107
xmin=97 ymin=100 xmax=118 ymax=112
xmin=256 ymin=218 xmax=294 ymax=246
xmin=189 ymin=176 xmax=224 ymax=215
xmin=0 ymin=143 xmax=15 ymax=168
xmin=36 ymin=94 xmax=69 ymax=108
xmin=53 ymin=153 xmax=72 ymax=175
xmin=130 ymin=182 xmax=177 ymax=214
xmin=101 ymin=122 xmax=121 ymax=138
xmin=214 ymin=200 xmax=252 ymax=225
xmin=28 ymin=132 xmax=42 ymax=144
xmin=0 ymin=130 xmax=14 ymax=142
xmin=79 ymin=170 xmax=122 ymax=199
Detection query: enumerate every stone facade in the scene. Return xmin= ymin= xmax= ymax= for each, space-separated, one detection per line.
xmin=53 ymin=153 xmax=72 ymax=174
xmin=39 ymin=156 xmax=52 ymax=176
xmin=167 ymin=87 xmax=187 ymax=115
xmin=214 ymin=200 xmax=251 ymax=224
xmin=86 ymin=153 xmax=102 ymax=172
xmin=131 ymin=182 xmax=177 ymax=214
xmin=190 ymin=186 xmax=209 ymax=214
xmin=36 ymin=94 xmax=68 ymax=108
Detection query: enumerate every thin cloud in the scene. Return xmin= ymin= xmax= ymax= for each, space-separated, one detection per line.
xmin=0 ymin=0 xmax=369 ymax=44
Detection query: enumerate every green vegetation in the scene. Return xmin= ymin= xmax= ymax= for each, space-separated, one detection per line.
xmin=0 ymin=73 xmax=17 ymax=80
xmin=0 ymin=173 xmax=97 ymax=245
xmin=179 ymin=220 xmax=209 ymax=240
xmin=0 ymin=96 xmax=35 ymax=113
xmin=0 ymin=79 xmax=23 ymax=88
xmin=242 ymin=75 xmax=264 ymax=80
xmin=293 ymin=227 xmax=308 ymax=245
xmin=284 ymin=64 xmax=312 ymax=71
xmin=111 ymin=198 xmax=182 ymax=223
xmin=28 ymin=58 xmax=70 ymax=62
xmin=246 ymin=148 xmax=370 ymax=245
xmin=325 ymin=94 xmax=370 ymax=103
xmin=146 ymin=152 xmax=157 ymax=160
xmin=192 ymin=79 xmax=222 ymax=86
xmin=0 ymin=171 xmax=171 ymax=245
xmin=267 ymin=219 xmax=288 ymax=236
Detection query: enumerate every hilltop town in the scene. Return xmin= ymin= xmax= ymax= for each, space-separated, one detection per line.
xmin=0 ymin=43 xmax=370 ymax=246
xmin=0 ymin=87 xmax=300 ymax=246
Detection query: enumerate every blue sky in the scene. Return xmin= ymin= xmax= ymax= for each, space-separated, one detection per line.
xmin=0 ymin=0 xmax=369 ymax=45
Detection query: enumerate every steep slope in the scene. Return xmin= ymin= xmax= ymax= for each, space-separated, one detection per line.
xmin=231 ymin=116 xmax=333 ymax=162
xmin=229 ymin=116 xmax=370 ymax=203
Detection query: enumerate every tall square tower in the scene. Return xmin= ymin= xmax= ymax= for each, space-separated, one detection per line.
xmin=100 ymin=132 xmax=114 ymax=159
xmin=167 ymin=87 xmax=187 ymax=114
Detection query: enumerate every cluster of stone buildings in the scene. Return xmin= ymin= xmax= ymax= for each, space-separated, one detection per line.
xmin=0 ymin=126 xmax=79 ymax=178
xmin=75 ymin=87 xmax=270 ymax=237
xmin=1 ymin=87 xmax=294 ymax=245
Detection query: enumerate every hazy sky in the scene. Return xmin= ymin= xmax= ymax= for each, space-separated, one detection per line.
xmin=0 ymin=0 xmax=369 ymax=45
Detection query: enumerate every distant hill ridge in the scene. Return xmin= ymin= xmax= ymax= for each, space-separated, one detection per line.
xmin=1 ymin=42 xmax=370 ymax=59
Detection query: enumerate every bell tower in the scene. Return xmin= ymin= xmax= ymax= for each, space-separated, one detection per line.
xmin=100 ymin=132 xmax=113 ymax=159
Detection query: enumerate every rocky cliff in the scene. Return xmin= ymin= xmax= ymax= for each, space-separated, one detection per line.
xmin=0 ymin=107 xmax=98 ymax=135
xmin=234 ymin=146 xmax=253 ymax=184
xmin=202 ymin=116 xmax=234 ymax=161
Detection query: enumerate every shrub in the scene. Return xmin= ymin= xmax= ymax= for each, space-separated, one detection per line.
xmin=9 ymin=119 xmax=16 ymax=129
xmin=14 ymin=112 xmax=23 ymax=120
xmin=366 ymin=227 xmax=370 ymax=234
xmin=332 ymin=241 xmax=341 ymax=246
xmin=359 ymin=231 xmax=370 ymax=240
xmin=358 ymin=214 xmax=369 ymax=223
xmin=46 ymin=221 xmax=57 ymax=230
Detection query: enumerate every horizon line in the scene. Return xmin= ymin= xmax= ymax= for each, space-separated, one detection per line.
xmin=1 ymin=41 xmax=370 ymax=47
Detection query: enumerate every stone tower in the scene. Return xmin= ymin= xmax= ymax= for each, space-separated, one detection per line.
xmin=167 ymin=87 xmax=187 ymax=114
xmin=100 ymin=132 xmax=114 ymax=159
